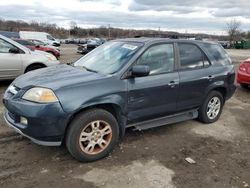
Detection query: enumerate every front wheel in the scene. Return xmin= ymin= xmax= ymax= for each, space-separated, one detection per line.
xmin=66 ymin=109 xmax=119 ymax=162
xmin=198 ymin=91 xmax=224 ymax=123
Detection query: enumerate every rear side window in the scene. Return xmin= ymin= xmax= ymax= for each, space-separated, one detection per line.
xmin=178 ymin=43 xmax=209 ymax=70
xmin=202 ymin=43 xmax=232 ymax=66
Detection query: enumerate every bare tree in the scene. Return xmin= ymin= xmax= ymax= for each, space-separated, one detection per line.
xmin=70 ymin=21 xmax=77 ymax=30
xmin=227 ymin=19 xmax=242 ymax=44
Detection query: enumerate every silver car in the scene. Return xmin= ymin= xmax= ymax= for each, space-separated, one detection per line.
xmin=0 ymin=34 xmax=60 ymax=80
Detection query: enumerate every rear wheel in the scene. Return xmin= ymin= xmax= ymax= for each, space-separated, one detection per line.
xmin=198 ymin=91 xmax=224 ymax=123
xmin=66 ymin=109 xmax=119 ymax=162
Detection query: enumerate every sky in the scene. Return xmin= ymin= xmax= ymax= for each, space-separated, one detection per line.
xmin=0 ymin=0 xmax=250 ymax=34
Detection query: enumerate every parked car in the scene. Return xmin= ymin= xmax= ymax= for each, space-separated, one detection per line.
xmin=19 ymin=31 xmax=60 ymax=47
xmin=29 ymin=39 xmax=60 ymax=51
xmin=77 ymin=39 xmax=103 ymax=54
xmin=77 ymin=43 xmax=100 ymax=54
xmin=3 ymin=38 xmax=236 ymax=162
xmin=13 ymin=39 xmax=60 ymax=59
xmin=0 ymin=34 xmax=60 ymax=80
xmin=218 ymin=41 xmax=231 ymax=49
xmin=237 ymin=58 xmax=250 ymax=88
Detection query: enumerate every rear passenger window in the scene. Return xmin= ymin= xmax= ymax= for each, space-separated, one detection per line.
xmin=179 ymin=43 xmax=209 ymax=70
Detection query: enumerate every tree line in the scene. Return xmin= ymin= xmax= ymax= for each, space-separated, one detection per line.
xmin=0 ymin=18 xmax=250 ymax=41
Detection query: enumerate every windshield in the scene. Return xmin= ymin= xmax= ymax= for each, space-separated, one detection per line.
xmin=73 ymin=41 xmax=143 ymax=74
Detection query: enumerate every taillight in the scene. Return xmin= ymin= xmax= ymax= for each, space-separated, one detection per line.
xmin=239 ymin=64 xmax=247 ymax=72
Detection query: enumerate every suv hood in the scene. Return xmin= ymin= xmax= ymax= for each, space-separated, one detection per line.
xmin=13 ymin=64 xmax=109 ymax=90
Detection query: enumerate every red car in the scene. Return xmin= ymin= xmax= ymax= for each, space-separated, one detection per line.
xmin=13 ymin=39 xmax=60 ymax=59
xmin=237 ymin=58 xmax=250 ymax=88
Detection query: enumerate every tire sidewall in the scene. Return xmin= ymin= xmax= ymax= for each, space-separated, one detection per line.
xmin=199 ymin=91 xmax=224 ymax=123
xmin=66 ymin=109 xmax=119 ymax=162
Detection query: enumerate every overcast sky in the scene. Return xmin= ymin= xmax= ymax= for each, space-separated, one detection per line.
xmin=0 ymin=0 xmax=250 ymax=34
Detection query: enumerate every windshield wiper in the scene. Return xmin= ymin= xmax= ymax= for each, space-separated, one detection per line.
xmin=82 ymin=66 xmax=98 ymax=73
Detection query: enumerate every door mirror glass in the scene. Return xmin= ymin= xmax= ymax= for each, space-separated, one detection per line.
xmin=131 ymin=65 xmax=150 ymax=77
xmin=9 ymin=47 xmax=20 ymax=54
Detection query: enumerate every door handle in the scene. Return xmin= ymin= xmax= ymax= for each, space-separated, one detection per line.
xmin=168 ymin=81 xmax=177 ymax=88
xmin=207 ymin=75 xmax=214 ymax=81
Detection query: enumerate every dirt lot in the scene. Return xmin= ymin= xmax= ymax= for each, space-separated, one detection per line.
xmin=0 ymin=45 xmax=250 ymax=188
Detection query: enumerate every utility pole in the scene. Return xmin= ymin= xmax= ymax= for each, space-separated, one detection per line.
xmin=108 ymin=24 xmax=111 ymax=39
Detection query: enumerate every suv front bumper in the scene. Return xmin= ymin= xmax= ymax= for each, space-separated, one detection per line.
xmin=4 ymin=112 xmax=61 ymax=146
xmin=3 ymin=96 xmax=69 ymax=146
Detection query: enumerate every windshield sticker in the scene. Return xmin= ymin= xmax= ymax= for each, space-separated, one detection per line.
xmin=122 ymin=44 xmax=138 ymax=51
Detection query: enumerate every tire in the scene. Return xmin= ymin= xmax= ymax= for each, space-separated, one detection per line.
xmin=25 ymin=65 xmax=45 ymax=72
xmin=198 ymin=91 xmax=224 ymax=123
xmin=240 ymin=83 xmax=249 ymax=89
xmin=66 ymin=109 xmax=119 ymax=162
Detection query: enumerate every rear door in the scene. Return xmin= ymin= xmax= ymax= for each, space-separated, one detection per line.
xmin=177 ymin=43 xmax=211 ymax=111
xmin=127 ymin=43 xmax=179 ymax=122
xmin=0 ymin=38 xmax=22 ymax=79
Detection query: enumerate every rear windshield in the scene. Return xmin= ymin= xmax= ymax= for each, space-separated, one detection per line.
xmin=202 ymin=43 xmax=232 ymax=66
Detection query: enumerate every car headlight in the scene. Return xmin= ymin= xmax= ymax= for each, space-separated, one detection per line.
xmin=22 ymin=87 xmax=58 ymax=103
xmin=45 ymin=54 xmax=57 ymax=61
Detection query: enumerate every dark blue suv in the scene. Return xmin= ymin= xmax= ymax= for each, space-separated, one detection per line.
xmin=3 ymin=38 xmax=236 ymax=162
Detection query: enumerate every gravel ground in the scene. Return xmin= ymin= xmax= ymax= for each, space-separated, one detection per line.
xmin=0 ymin=45 xmax=250 ymax=188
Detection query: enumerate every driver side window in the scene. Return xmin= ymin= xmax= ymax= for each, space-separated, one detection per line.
xmin=0 ymin=39 xmax=16 ymax=53
xmin=136 ymin=43 xmax=174 ymax=75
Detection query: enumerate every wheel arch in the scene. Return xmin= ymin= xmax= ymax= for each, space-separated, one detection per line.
xmin=24 ymin=62 xmax=47 ymax=73
xmin=63 ymin=102 xmax=126 ymax=143
xmin=205 ymin=83 xmax=227 ymax=103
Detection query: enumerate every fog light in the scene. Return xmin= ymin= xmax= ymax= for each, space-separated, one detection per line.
xmin=20 ymin=117 xmax=28 ymax=125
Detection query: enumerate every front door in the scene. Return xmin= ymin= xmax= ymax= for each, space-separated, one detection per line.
xmin=127 ymin=43 xmax=179 ymax=123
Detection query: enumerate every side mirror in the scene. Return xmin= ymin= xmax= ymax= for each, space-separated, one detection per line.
xmin=9 ymin=48 xmax=20 ymax=54
xmin=131 ymin=65 xmax=150 ymax=77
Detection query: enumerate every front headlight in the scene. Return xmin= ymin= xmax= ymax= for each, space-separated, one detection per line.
xmin=22 ymin=87 xmax=58 ymax=103
xmin=45 ymin=54 xmax=57 ymax=61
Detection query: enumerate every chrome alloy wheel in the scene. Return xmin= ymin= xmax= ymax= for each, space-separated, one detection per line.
xmin=79 ymin=120 xmax=112 ymax=155
xmin=206 ymin=97 xmax=221 ymax=120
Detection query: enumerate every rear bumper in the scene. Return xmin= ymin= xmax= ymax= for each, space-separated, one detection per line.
xmin=237 ymin=71 xmax=250 ymax=84
xmin=226 ymin=84 xmax=237 ymax=100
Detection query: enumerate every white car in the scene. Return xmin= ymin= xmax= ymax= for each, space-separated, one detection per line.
xmin=0 ymin=34 xmax=60 ymax=80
